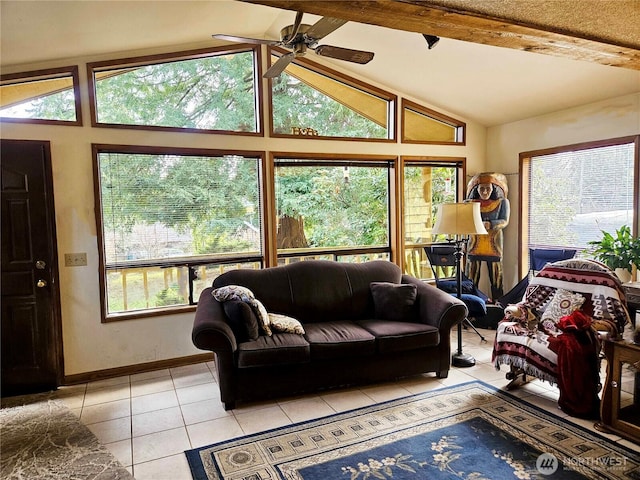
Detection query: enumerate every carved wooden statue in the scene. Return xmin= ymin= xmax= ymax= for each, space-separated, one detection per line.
xmin=465 ymin=172 xmax=510 ymax=299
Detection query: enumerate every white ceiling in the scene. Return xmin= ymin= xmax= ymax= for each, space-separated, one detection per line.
xmin=2 ymin=0 xmax=639 ymax=126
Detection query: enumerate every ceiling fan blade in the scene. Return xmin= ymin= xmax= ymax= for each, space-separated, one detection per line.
xmin=264 ymin=52 xmax=296 ymax=78
xmin=314 ymin=45 xmax=374 ymax=64
xmin=304 ymin=16 xmax=347 ymax=41
xmin=288 ymin=11 xmax=304 ymax=40
xmin=212 ymin=34 xmax=280 ymax=46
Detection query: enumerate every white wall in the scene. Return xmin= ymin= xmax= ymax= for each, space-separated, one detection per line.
xmin=1 ymin=45 xmax=487 ymax=376
xmin=486 ymin=93 xmax=640 ymax=291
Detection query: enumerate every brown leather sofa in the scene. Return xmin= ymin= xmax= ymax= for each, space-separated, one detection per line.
xmin=192 ymin=260 xmax=467 ymax=409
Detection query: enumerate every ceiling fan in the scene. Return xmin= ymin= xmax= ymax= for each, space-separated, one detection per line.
xmin=212 ymin=11 xmax=374 ymax=78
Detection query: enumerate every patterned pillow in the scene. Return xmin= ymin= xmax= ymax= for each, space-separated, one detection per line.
xmin=253 ymin=298 xmax=272 ymax=336
xmin=212 ymin=285 xmax=272 ymax=336
xmin=540 ymin=288 xmax=585 ymax=326
xmin=268 ymin=313 xmax=305 ymax=335
xmin=212 ymin=285 xmax=255 ymax=303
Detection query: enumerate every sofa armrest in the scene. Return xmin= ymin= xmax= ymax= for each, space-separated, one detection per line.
xmin=192 ymin=287 xmax=237 ymax=354
xmin=402 ymin=274 xmax=467 ymax=332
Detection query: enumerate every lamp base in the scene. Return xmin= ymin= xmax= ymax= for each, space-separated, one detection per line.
xmin=452 ymin=352 xmax=476 ymax=368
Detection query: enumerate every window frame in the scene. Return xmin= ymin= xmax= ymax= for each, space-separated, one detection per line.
xmin=519 ymin=135 xmax=640 ymax=278
xmin=267 ymin=47 xmax=397 ymax=142
xmin=0 ymin=65 xmax=82 ymax=126
xmin=5 ymin=45 xmax=482 ymax=321
xmin=401 ymin=99 xmax=466 ymax=145
xmin=87 ymin=45 xmax=264 ymax=136
xmin=399 ymin=156 xmax=467 ymax=277
xmin=269 ymin=151 xmax=397 ymax=263
xmin=92 ymin=143 xmax=267 ymax=322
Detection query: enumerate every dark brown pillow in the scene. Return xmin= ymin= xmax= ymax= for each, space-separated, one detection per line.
xmin=223 ymin=300 xmax=260 ymax=341
xmin=370 ymin=282 xmax=418 ymax=322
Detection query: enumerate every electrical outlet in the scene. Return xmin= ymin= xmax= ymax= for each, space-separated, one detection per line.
xmin=65 ymin=253 xmax=87 ymax=267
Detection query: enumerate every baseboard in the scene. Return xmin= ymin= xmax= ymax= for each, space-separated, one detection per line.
xmin=62 ymin=353 xmax=214 ymax=385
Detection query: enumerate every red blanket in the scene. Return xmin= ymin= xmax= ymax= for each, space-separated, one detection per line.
xmin=548 ymin=311 xmax=601 ymax=418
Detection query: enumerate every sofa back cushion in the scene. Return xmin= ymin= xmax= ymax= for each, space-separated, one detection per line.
xmin=212 ymin=260 xmax=402 ymax=323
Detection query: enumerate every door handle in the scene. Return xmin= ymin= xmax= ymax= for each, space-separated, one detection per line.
xmin=37 ymin=279 xmax=48 ymax=288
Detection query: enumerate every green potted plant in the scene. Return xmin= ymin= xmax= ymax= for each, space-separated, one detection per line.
xmin=588 ymin=225 xmax=640 ymax=282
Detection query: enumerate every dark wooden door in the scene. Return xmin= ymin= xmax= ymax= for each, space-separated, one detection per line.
xmin=1 ymin=139 xmax=63 ymax=396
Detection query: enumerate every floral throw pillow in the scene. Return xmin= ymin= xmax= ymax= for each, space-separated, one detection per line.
xmin=540 ymin=288 xmax=585 ymax=328
xmin=268 ymin=313 xmax=305 ymax=335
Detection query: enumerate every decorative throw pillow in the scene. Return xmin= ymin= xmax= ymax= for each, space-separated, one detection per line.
xmin=370 ymin=282 xmax=418 ymax=322
xmin=223 ymin=300 xmax=260 ymax=342
xmin=253 ymin=298 xmax=272 ymax=336
xmin=212 ymin=285 xmax=272 ymax=336
xmin=268 ymin=313 xmax=305 ymax=335
xmin=540 ymin=288 xmax=585 ymax=325
xmin=212 ymin=285 xmax=255 ymax=303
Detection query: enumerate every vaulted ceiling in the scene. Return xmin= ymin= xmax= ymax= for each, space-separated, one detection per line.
xmin=247 ymin=0 xmax=640 ymax=69
xmin=2 ymin=0 xmax=639 ymax=126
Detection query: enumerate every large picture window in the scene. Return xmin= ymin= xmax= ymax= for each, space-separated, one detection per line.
xmin=88 ymin=47 xmax=261 ymax=134
xmin=8 ymin=45 xmax=483 ymax=321
xmin=274 ymin=155 xmax=392 ymax=262
xmin=94 ymin=145 xmax=263 ymax=320
xmin=521 ymin=136 xmax=639 ymax=271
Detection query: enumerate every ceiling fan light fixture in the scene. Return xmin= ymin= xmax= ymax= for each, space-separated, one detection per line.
xmin=213 ymin=11 xmax=373 ymax=78
xmin=423 ymin=34 xmax=440 ymax=49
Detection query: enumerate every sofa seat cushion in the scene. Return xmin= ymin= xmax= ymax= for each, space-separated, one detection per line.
xmin=237 ymin=333 xmax=310 ymax=368
xmin=303 ymin=321 xmax=376 ymax=360
xmin=356 ymin=320 xmax=439 ymax=353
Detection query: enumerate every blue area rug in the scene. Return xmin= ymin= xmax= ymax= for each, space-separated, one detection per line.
xmin=185 ymin=381 xmax=640 ymax=479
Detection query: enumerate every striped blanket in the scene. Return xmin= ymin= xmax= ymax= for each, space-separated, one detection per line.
xmin=492 ymin=259 xmax=630 ymax=386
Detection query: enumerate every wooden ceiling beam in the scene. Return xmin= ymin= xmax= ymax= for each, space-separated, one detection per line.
xmin=241 ymin=0 xmax=640 ymax=70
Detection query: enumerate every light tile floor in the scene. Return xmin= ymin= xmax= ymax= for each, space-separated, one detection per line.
xmin=54 ymin=328 xmax=640 ymax=480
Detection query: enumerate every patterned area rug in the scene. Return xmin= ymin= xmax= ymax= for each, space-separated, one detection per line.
xmin=1 ymin=391 xmax=132 ymax=480
xmin=185 ymin=381 xmax=639 ymax=480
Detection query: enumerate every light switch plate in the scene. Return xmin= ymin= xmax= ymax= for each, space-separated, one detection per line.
xmin=65 ymin=253 xmax=87 ymax=267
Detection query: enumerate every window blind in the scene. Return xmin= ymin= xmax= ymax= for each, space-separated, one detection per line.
xmin=528 ymin=142 xmax=634 ymax=250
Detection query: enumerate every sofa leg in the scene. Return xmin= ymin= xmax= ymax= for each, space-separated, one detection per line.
xmin=436 ymin=370 xmax=449 ymax=379
xmin=223 ymin=401 xmax=236 ymax=411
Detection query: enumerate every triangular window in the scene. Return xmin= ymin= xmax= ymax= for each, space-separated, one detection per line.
xmin=270 ymin=49 xmax=395 ymax=140
xmin=402 ymin=99 xmax=465 ymax=145
xmin=1 ymin=66 xmax=81 ymax=125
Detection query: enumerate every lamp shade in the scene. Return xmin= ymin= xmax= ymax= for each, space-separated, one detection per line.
xmin=432 ymin=202 xmax=488 ymax=236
